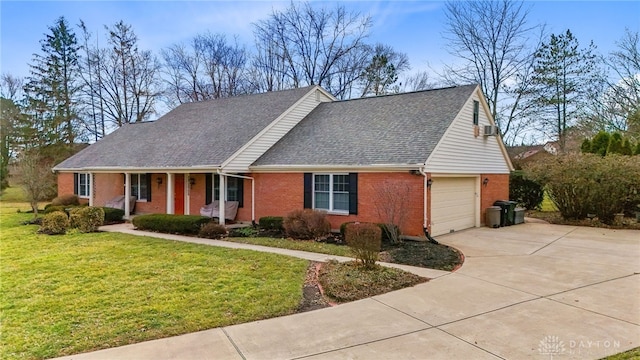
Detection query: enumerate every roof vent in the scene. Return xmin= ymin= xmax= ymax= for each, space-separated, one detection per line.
xmin=484 ymin=125 xmax=498 ymax=136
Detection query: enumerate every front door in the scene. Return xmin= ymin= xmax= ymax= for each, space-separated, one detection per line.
xmin=174 ymin=174 xmax=184 ymax=215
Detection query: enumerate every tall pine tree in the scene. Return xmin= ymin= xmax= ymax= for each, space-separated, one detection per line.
xmin=527 ymin=30 xmax=599 ymax=152
xmin=24 ymin=16 xmax=81 ymax=147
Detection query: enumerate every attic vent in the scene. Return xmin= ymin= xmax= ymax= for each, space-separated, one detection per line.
xmin=484 ymin=125 xmax=498 ymax=136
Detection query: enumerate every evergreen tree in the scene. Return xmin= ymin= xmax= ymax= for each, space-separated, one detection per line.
xmin=607 ymin=132 xmax=624 ymax=154
xmin=580 ymin=138 xmax=592 ymax=154
xmin=23 ymin=17 xmax=81 ymax=146
xmin=527 ymin=30 xmax=599 ymax=152
xmin=590 ymin=131 xmax=611 ymax=156
xmin=620 ymin=138 xmax=633 ymax=155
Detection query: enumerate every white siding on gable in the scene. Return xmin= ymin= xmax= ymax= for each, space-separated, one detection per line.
xmin=425 ymin=89 xmax=511 ymax=174
xmin=223 ymin=88 xmax=334 ymax=172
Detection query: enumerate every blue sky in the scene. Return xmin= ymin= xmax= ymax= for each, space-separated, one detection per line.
xmin=1 ymin=1 xmax=639 ymax=84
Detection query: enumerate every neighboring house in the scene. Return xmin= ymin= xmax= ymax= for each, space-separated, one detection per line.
xmin=54 ymin=84 xmax=513 ymax=237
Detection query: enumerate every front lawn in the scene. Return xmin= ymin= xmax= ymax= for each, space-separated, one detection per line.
xmin=0 ymin=205 xmax=309 ymax=360
xmin=224 ymin=236 xmax=352 ymax=257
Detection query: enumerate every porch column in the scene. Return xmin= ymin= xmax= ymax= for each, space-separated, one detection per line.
xmin=88 ymin=172 xmax=94 ymax=207
xmin=124 ymin=172 xmax=131 ymax=219
xmin=218 ymin=174 xmax=225 ymax=226
xmin=184 ymin=173 xmax=190 ymax=215
xmin=166 ymin=173 xmax=174 ymax=214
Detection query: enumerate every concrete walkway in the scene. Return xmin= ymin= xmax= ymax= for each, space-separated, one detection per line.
xmin=54 ymin=223 xmax=639 ymax=360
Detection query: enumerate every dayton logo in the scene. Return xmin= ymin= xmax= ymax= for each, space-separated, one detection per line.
xmin=539 ymin=335 xmax=566 ymax=359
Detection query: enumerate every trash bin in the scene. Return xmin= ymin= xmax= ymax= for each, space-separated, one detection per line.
xmin=486 ymin=206 xmax=501 ymax=228
xmin=514 ymin=207 xmax=525 ymax=225
xmin=494 ymin=200 xmax=518 ymax=226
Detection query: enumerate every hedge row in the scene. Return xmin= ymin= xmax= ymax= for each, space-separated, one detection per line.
xmin=132 ymin=214 xmax=212 ymax=235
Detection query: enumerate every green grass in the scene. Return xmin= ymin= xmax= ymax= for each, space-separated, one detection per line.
xmin=540 ymin=190 xmax=558 ymax=212
xmin=601 ymin=347 xmax=640 ymax=359
xmin=0 ymin=186 xmax=27 ymax=202
xmin=0 ymin=203 xmax=308 ymax=360
xmin=224 ymin=236 xmax=353 ymax=257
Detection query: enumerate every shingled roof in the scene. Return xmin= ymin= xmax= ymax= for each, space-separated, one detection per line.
xmin=54 ymin=86 xmax=316 ymax=171
xmin=253 ymin=84 xmax=478 ymax=167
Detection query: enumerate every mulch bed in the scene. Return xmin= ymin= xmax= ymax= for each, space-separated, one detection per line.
xmin=526 ymin=210 xmax=640 ymax=230
xmin=297 ymin=262 xmax=331 ymax=313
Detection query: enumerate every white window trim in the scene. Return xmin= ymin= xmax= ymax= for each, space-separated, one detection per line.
xmin=131 ymin=173 xmax=148 ymax=202
xmin=78 ymin=173 xmax=91 ymax=199
xmin=312 ymin=173 xmax=349 ymax=215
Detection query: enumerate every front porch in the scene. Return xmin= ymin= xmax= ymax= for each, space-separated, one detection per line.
xmin=72 ymin=171 xmax=254 ymax=226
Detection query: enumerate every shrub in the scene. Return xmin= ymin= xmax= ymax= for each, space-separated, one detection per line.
xmin=340 ymin=222 xmax=399 ymax=243
xmin=228 ymin=226 xmax=259 ymax=237
xmin=526 ymin=153 xmax=640 ymax=224
xmin=40 ymin=211 xmax=70 ymax=235
xmin=43 ymin=205 xmax=68 ymax=214
xmin=50 ymin=194 xmax=80 ymax=206
xmin=198 ymin=222 xmax=228 ymax=239
xmin=258 ymin=216 xmax=284 ymax=231
xmin=102 ymin=207 xmax=125 ymax=223
xmin=283 ymin=209 xmax=331 ymax=240
xmin=509 ymin=170 xmax=544 ymax=210
xmin=132 ymin=214 xmax=211 ymax=235
xmin=69 ymin=207 xmax=104 ymax=233
xmin=344 ymin=222 xmax=382 ymax=268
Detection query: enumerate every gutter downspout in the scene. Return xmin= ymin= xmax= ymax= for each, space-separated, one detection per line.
xmin=419 ymin=166 xmax=439 ymax=245
xmin=217 ymin=171 xmax=256 ymax=226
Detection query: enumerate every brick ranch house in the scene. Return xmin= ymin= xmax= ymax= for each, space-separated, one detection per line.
xmin=54 ymin=84 xmax=513 ymax=238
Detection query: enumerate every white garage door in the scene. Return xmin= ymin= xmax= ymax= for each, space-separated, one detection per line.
xmin=431 ymin=177 xmax=477 ymax=236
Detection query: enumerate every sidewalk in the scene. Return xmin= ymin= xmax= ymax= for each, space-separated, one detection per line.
xmin=52 ymin=223 xmax=640 ymax=360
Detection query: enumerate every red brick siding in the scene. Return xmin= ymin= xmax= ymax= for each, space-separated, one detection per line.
xmin=57 ymin=172 xmax=75 ymax=197
xmin=251 ymin=172 xmax=426 ymax=237
xmin=135 ymin=173 xmax=167 ymax=214
xmin=480 ymin=174 xmax=510 ymax=224
xmin=94 ymin=173 xmax=124 ymax=206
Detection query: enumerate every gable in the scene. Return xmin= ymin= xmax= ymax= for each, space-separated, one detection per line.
xmin=425 ymin=87 xmax=512 ymax=174
xmin=222 ymin=87 xmax=335 ymax=172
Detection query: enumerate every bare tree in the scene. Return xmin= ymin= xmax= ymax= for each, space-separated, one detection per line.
xmin=252 ymin=2 xmax=372 ymax=98
xmin=442 ymin=0 xmax=538 ymax=140
xmin=98 ymin=21 xmax=160 ymax=127
xmin=399 ymin=71 xmax=437 ymax=92
xmin=0 ymin=73 xmax=23 ymax=100
xmin=373 ymin=180 xmax=411 ymax=244
xmin=18 ymin=149 xmax=56 ymax=217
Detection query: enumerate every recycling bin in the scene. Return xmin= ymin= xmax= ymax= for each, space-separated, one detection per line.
xmin=514 ymin=207 xmax=525 ymax=225
xmin=486 ymin=206 xmax=501 ymax=228
xmin=494 ymin=200 xmax=518 ymax=226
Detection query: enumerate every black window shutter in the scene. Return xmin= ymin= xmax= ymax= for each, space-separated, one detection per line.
xmin=348 ymin=173 xmax=358 ymax=215
xmin=73 ymin=173 xmax=79 ymax=195
xmin=146 ymin=174 xmax=152 ymax=202
xmin=303 ymin=173 xmax=312 ymax=209
xmin=205 ymin=173 xmax=212 ymax=204
xmin=237 ymin=177 xmax=244 ymax=208
xmin=214 ymin=174 xmax=220 ymax=201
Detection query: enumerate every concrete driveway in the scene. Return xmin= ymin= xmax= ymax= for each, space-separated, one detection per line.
xmin=55 ymin=223 xmax=639 ymax=360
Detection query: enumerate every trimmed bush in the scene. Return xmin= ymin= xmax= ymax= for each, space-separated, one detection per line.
xmin=43 ymin=205 xmax=69 ymax=214
xmin=345 ymin=222 xmax=382 ymax=268
xmin=50 ymin=194 xmax=80 ymax=207
xmin=258 ymin=216 xmax=284 ymax=231
xmin=102 ymin=207 xmax=125 ymax=223
xmin=198 ymin=222 xmax=228 ymax=239
xmin=340 ymin=222 xmax=400 ymax=243
xmin=526 ymin=153 xmax=640 ymax=224
xmin=69 ymin=207 xmax=104 ymax=233
xmin=509 ymin=170 xmax=544 ymax=210
xmin=132 ymin=214 xmax=211 ymax=235
xmin=283 ymin=209 xmax=331 ymax=240
xmin=40 ymin=211 xmax=70 ymax=235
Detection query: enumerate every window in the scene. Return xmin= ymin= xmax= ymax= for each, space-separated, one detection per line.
xmin=75 ymin=173 xmax=91 ymax=198
xmin=131 ymin=174 xmax=148 ymax=201
xmin=206 ymin=174 xmax=244 ymax=207
xmin=313 ymin=174 xmax=350 ymax=213
xmin=473 ymin=100 xmax=479 ymax=125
